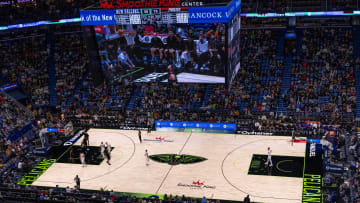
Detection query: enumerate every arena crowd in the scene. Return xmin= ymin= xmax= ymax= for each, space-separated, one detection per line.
xmin=0 ymin=13 xmax=360 ymax=203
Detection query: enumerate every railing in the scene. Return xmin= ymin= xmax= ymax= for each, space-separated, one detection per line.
xmin=241 ymin=0 xmax=359 ymax=13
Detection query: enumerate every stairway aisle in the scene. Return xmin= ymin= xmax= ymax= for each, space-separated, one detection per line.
xmin=353 ymin=26 xmax=360 ymax=118
xmin=277 ymin=56 xmax=293 ymax=112
xmin=201 ymin=84 xmax=214 ymax=108
xmin=47 ymin=33 xmax=57 ymax=107
xmin=126 ymin=85 xmax=142 ymax=111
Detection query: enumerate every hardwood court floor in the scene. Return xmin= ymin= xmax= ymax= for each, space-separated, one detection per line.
xmin=33 ymin=129 xmax=306 ymax=203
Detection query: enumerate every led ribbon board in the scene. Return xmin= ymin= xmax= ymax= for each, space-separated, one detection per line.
xmin=155 ymin=121 xmax=237 ymax=130
xmin=1 ymin=9 xmax=360 ymax=31
xmin=241 ymin=10 xmax=360 ymax=17
xmin=0 ymin=18 xmax=81 ymax=31
xmin=98 ymin=0 xmax=230 ymax=9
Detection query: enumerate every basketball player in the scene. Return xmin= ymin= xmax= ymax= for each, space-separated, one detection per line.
xmin=69 ymin=147 xmax=74 ymax=163
xmin=106 ymin=142 xmax=111 ymax=156
xmin=138 ymin=130 xmax=142 ymax=143
xmin=81 ymin=143 xmax=86 ymax=154
xmin=291 ymin=128 xmax=295 ymax=146
xmin=145 ymin=149 xmax=150 ymax=166
xmin=100 ymin=142 xmax=105 ymax=159
xmin=265 ymin=147 xmax=273 ymax=167
xmin=104 ymin=148 xmax=111 ymax=165
xmin=82 ymin=132 xmax=89 ymax=147
xmin=74 ymin=175 xmax=80 ymax=189
xmin=80 ymin=152 xmax=86 ymax=167
xmin=243 ymin=195 xmax=250 ymax=203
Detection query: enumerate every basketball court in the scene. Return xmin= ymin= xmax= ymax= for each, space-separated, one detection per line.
xmin=32 ymin=129 xmax=306 ymax=203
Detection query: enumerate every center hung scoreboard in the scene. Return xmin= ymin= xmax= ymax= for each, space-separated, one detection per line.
xmin=80 ymin=0 xmax=241 ymax=87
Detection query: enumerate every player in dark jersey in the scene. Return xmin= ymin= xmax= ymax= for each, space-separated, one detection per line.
xmin=138 ymin=130 xmax=142 ymax=143
xmin=126 ymin=30 xmax=142 ymax=64
xmin=106 ymin=41 xmax=118 ymax=61
xmin=164 ymin=31 xmax=179 ymax=65
xmin=74 ymin=175 xmax=80 ymax=189
xmin=182 ymin=34 xmax=197 ymax=71
xmin=104 ymin=142 xmax=111 ymax=165
xmin=81 ymin=143 xmax=86 ymax=154
xmin=82 ymin=132 xmax=89 ymax=147
xmin=150 ymin=32 xmax=164 ymax=64
xmin=244 ymin=195 xmax=250 ymax=203
xmin=104 ymin=149 xmax=111 ymax=165
xmin=208 ymin=32 xmax=222 ymax=73
xmin=117 ymin=29 xmax=128 ymax=51
xmin=69 ymin=147 xmax=74 ymax=163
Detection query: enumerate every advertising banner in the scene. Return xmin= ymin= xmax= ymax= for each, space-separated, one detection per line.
xmin=302 ymin=143 xmax=323 ymax=203
xmin=307 ymin=139 xmax=321 ymax=143
xmin=325 ymin=164 xmax=348 ymax=174
xmin=187 ymin=6 xmax=231 ymax=23
xmin=80 ymin=10 xmax=117 ymax=25
xmin=155 ymin=121 xmax=236 ymax=130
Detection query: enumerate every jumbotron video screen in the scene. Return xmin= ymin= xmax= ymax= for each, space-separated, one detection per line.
xmin=96 ymin=22 xmax=226 ymax=83
xmin=81 ymin=0 xmax=241 ymax=85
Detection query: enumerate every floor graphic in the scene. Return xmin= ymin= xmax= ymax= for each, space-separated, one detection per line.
xmin=248 ymin=154 xmax=304 ymax=178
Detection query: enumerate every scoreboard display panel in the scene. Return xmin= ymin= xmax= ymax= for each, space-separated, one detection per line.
xmin=114 ymin=8 xmax=188 ymax=25
xmin=80 ymin=0 xmax=240 ymax=25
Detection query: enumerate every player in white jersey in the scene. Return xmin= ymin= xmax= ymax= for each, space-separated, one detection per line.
xmin=265 ymin=147 xmax=273 ymax=167
xmin=80 ymin=152 xmax=86 ymax=167
xmin=145 ymin=149 xmax=150 ymax=166
xmin=100 ymin=142 xmax=105 ymax=159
